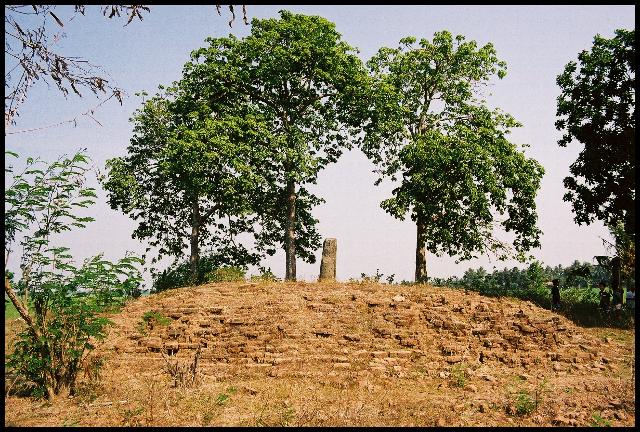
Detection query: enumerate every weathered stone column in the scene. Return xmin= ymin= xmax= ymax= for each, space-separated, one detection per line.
xmin=319 ymin=238 xmax=337 ymax=282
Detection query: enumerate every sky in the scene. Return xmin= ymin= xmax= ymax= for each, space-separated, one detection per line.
xmin=5 ymin=5 xmax=635 ymax=287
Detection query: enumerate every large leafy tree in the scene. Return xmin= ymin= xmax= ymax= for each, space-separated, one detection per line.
xmin=361 ymin=32 xmax=544 ymax=282
xmin=187 ymin=10 xmax=368 ymax=280
xmin=555 ymin=28 xmax=635 ymax=237
xmin=103 ymin=82 xmax=270 ymax=283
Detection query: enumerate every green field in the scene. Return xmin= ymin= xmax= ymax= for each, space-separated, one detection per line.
xmin=5 ymin=300 xmax=21 ymax=320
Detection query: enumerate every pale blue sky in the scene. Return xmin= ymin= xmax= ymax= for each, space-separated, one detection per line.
xmin=5 ymin=5 xmax=635 ymax=285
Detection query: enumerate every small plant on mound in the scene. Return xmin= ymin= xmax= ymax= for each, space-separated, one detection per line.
xmin=349 ymin=269 xmax=387 ymax=284
xmin=137 ymin=310 xmax=171 ymax=335
xmin=449 ymin=362 xmax=468 ymax=388
xmin=513 ymin=390 xmax=536 ymax=415
xmin=206 ymin=266 xmax=246 ymax=282
xmin=505 ymin=378 xmax=547 ymax=417
xmin=152 ymin=255 xmax=254 ymax=292
xmin=250 ymin=268 xmax=280 ymax=282
xmin=590 ymin=411 xmax=612 ymax=427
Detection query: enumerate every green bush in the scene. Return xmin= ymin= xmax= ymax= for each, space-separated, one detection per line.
xmin=5 ymin=151 xmax=144 ymax=399
xmin=138 ymin=310 xmax=172 ymax=335
xmin=514 ymin=390 xmax=536 ymax=415
xmin=450 ymin=363 xmax=468 ymax=388
xmin=250 ymin=268 xmax=281 ymax=282
xmin=152 ymin=255 xmax=253 ymax=292
xmin=206 ymin=266 xmax=245 ymax=282
xmin=440 ymin=260 xmax=633 ymax=328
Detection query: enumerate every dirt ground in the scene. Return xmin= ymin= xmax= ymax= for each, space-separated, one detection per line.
xmin=4 ymin=281 xmax=636 ymax=426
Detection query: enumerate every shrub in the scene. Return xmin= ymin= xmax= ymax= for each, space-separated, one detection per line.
xmin=250 ymin=268 xmax=280 ymax=282
xmin=152 ymin=255 xmax=252 ymax=292
xmin=590 ymin=411 xmax=612 ymax=427
xmin=442 ymin=260 xmax=633 ymax=328
xmin=514 ymin=390 xmax=536 ymax=415
xmin=206 ymin=266 xmax=246 ymax=282
xmin=450 ymin=363 xmax=468 ymax=388
xmin=138 ymin=310 xmax=172 ymax=335
xmin=4 ymin=151 xmax=144 ymax=400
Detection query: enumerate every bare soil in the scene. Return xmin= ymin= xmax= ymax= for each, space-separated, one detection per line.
xmin=4 ymin=281 xmax=636 ymax=426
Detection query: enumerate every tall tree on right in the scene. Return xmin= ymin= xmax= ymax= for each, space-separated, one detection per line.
xmin=555 ymin=29 xmax=635 ymax=238
xmin=361 ymin=32 xmax=544 ymax=282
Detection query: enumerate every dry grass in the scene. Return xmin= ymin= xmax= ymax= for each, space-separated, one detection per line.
xmin=4 ymin=281 xmax=636 ymax=427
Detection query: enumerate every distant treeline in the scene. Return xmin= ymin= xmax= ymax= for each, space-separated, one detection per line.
xmin=433 ymin=260 xmax=614 ymax=294
xmin=432 ymin=260 xmax=634 ymax=328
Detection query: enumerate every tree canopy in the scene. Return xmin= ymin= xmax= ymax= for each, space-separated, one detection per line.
xmin=361 ymin=31 xmax=544 ymax=281
xmin=102 ymin=82 xmax=269 ymax=283
xmin=187 ymin=10 xmax=368 ymax=280
xmin=555 ymin=28 xmax=635 ymax=236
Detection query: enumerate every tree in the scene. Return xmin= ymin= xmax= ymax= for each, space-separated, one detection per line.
xmin=555 ymin=29 xmax=635 ymax=237
xmin=187 ymin=10 xmax=368 ymax=280
xmin=361 ymin=32 xmax=544 ymax=282
xmin=4 ymin=150 xmax=143 ymax=399
xmin=5 ymin=4 xmax=247 ymax=129
xmin=102 ymin=82 xmax=270 ymax=283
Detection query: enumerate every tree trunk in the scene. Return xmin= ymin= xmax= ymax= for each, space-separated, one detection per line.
xmin=4 ymin=276 xmax=39 ymax=337
xmin=415 ymin=213 xmax=428 ymax=283
xmin=284 ymin=180 xmax=297 ymax=281
xmin=189 ymin=198 xmax=201 ymax=285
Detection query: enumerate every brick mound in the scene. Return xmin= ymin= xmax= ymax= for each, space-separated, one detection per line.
xmin=104 ymin=281 xmax=620 ymax=378
xmin=5 ymin=282 xmax=634 ymax=427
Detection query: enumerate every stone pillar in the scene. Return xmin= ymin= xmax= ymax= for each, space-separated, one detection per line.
xmin=319 ymin=238 xmax=337 ymax=282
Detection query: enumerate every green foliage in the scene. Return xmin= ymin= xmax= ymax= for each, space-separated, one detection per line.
xmin=555 ymin=29 xmax=635 ymax=236
xmin=348 ymin=269 xmax=394 ymax=284
xmin=4 ymin=151 xmax=143 ymax=399
xmin=142 ymin=310 xmax=171 ymax=326
xmin=602 ymin=222 xmax=635 ymax=284
xmin=103 ymin=80 xmax=265 ymax=283
xmin=450 ymin=362 xmax=468 ymax=388
xmin=152 ymin=254 xmax=251 ymax=292
xmin=441 ymin=260 xmax=631 ymax=328
xmin=187 ymin=10 xmax=369 ymax=279
xmin=513 ymin=390 xmax=536 ymax=416
xmin=249 ymin=269 xmax=281 ymax=282
xmin=138 ymin=310 xmax=171 ymax=335
xmin=206 ymin=266 xmax=246 ymax=283
xmin=360 ymin=31 xmax=544 ymax=280
xmin=590 ymin=411 xmax=612 ymax=427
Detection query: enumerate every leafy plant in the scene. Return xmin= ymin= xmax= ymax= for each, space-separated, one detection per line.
xmin=4 ymin=151 xmax=143 ymax=400
xmin=514 ymin=390 xmax=536 ymax=415
xmin=103 ymin=83 xmax=265 ymax=285
xmin=450 ymin=363 xmax=468 ymax=388
xmin=152 ymin=254 xmax=251 ymax=292
xmin=590 ymin=411 xmax=612 ymax=427
xmin=206 ymin=266 xmax=246 ymax=282
xmin=250 ymin=268 xmax=281 ymax=282
xmin=360 ymin=269 xmax=385 ymax=283
xmin=188 ymin=10 xmax=369 ymax=281
xmin=138 ymin=310 xmax=171 ymax=335
xmin=556 ymin=29 xmax=635 ymax=238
